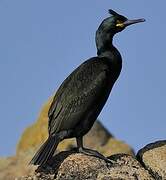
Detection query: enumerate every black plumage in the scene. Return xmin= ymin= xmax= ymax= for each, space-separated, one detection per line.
xmin=30 ymin=9 xmax=145 ymax=165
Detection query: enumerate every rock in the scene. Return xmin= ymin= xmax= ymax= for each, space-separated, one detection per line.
xmin=99 ymin=154 xmax=154 ymax=180
xmin=100 ymin=138 xmax=134 ymax=157
xmin=18 ymin=152 xmax=153 ymax=180
xmin=137 ymin=140 xmax=166 ymax=179
xmin=0 ymin=97 xmax=134 ymax=179
xmin=0 ymin=153 xmax=35 ymax=180
xmin=17 ymin=173 xmax=55 ymax=180
xmin=55 ymin=152 xmax=107 ymax=180
xmin=1 ymin=97 xmax=165 ymax=180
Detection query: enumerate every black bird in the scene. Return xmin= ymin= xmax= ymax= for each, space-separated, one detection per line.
xmin=30 ymin=10 xmax=145 ymax=165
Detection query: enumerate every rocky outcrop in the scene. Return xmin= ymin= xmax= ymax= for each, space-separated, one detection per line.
xmin=137 ymin=140 xmax=166 ymax=179
xmin=0 ymin=123 xmax=133 ymax=180
xmin=0 ymin=98 xmax=134 ymax=180
xmin=0 ymin=153 xmax=35 ymax=180
xmin=55 ymin=153 xmax=153 ymax=180
xmin=19 ymin=152 xmax=153 ymax=180
xmin=1 ymin=97 xmax=165 ymax=179
xmin=17 ymin=141 xmax=166 ymax=180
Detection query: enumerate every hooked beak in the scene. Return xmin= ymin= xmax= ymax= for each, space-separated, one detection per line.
xmin=124 ymin=18 xmax=145 ymax=27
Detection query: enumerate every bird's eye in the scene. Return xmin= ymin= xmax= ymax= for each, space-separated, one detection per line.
xmin=116 ymin=20 xmax=124 ymax=28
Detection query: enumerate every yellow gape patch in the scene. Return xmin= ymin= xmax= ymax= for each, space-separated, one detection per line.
xmin=116 ymin=20 xmax=124 ymax=28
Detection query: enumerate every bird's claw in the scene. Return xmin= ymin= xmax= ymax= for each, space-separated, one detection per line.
xmin=78 ymin=147 xmax=114 ymax=164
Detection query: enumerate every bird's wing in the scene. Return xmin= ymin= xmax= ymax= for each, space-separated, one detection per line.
xmin=48 ymin=57 xmax=110 ymax=135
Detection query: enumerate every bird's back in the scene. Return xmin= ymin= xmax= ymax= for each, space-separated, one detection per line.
xmin=48 ymin=56 xmax=121 ymax=136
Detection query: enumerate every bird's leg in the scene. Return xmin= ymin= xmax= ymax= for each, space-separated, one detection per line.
xmin=76 ymin=137 xmax=113 ymax=164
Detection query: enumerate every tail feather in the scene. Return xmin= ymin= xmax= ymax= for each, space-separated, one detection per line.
xmin=29 ymin=135 xmax=60 ymax=166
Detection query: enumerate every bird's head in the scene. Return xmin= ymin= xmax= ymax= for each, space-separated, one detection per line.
xmin=99 ymin=9 xmax=145 ymax=34
xmin=96 ymin=9 xmax=145 ymax=55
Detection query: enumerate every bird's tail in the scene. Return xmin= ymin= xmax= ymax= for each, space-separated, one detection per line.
xmin=29 ymin=135 xmax=60 ymax=166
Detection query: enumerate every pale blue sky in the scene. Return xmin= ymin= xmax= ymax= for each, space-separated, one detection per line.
xmin=0 ymin=1 xmax=165 ymax=156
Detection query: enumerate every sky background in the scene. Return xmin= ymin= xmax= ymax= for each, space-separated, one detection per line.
xmin=0 ymin=1 xmax=165 ymax=156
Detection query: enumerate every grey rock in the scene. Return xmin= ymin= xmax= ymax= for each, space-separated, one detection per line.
xmin=98 ymin=154 xmax=154 ymax=180
xmin=137 ymin=140 xmax=166 ymax=179
xmin=33 ymin=151 xmax=153 ymax=180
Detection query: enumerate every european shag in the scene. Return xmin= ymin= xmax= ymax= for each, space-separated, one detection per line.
xmin=30 ymin=9 xmax=145 ymax=165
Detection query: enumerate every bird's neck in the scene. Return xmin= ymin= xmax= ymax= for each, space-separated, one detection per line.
xmin=96 ymin=35 xmax=113 ymax=56
xmin=95 ymin=31 xmax=122 ymax=62
xmin=97 ymin=39 xmax=122 ymax=80
xmin=97 ymin=40 xmax=122 ymax=65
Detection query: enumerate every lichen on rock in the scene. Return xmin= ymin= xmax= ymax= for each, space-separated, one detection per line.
xmin=18 ymin=152 xmax=154 ymax=180
xmin=137 ymin=140 xmax=166 ymax=179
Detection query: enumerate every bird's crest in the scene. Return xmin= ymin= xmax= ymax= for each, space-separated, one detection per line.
xmin=108 ymin=9 xmax=120 ymax=16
